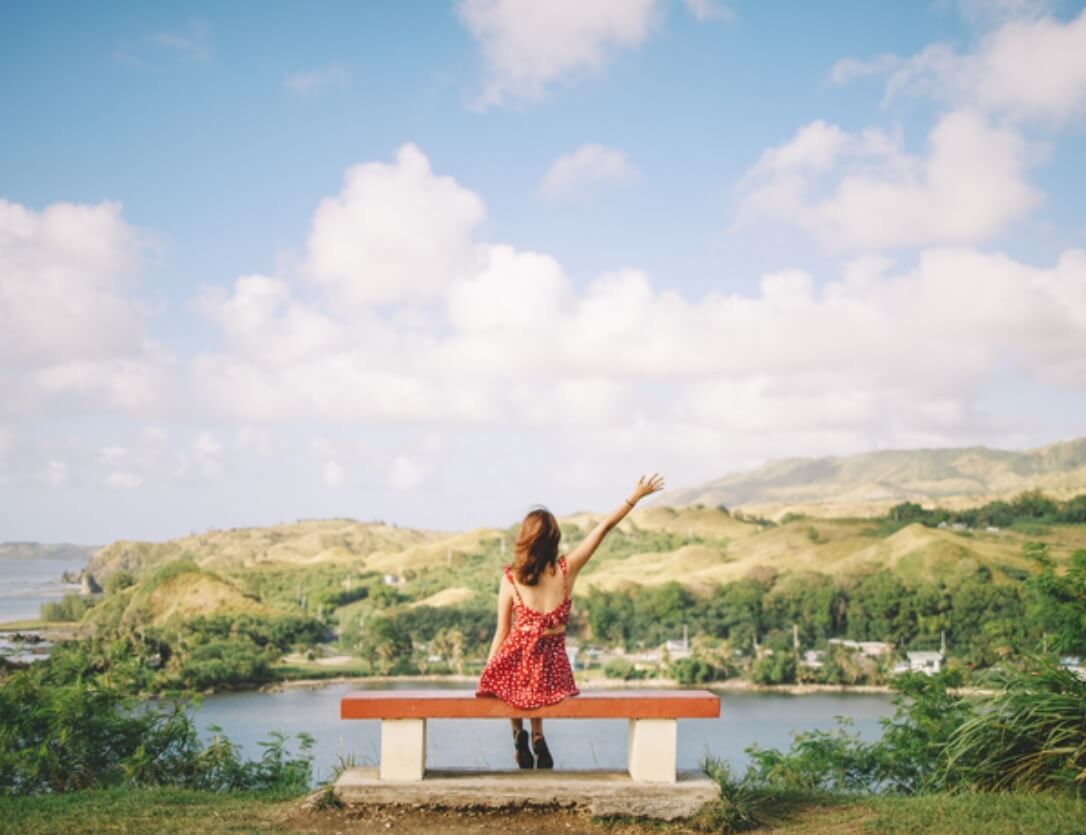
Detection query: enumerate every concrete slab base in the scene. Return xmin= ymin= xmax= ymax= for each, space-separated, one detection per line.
xmin=334 ymin=767 xmax=719 ymax=822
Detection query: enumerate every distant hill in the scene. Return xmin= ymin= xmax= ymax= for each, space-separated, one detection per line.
xmin=86 ymin=518 xmax=455 ymax=579
xmin=652 ymin=437 xmax=1086 ymax=519
xmin=84 ymin=561 xmax=288 ymax=633
xmin=0 ymin=542 xmax=98 ymax=561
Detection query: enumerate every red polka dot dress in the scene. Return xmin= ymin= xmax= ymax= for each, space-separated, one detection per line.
xmin=476 ymin=555 xmax=580 ymax=710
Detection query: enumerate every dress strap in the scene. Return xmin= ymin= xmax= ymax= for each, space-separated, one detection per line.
xmin=504 ymin=565 xmax=525 ymax=606
xmin=559 ymin=555 xmax=570 ymax=600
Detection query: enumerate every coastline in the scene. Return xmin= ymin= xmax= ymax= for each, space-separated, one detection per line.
xmin=266 ymin=673 xmax=996 ymax=698
xmin=264 ymin=673 xmax=898 ymax=696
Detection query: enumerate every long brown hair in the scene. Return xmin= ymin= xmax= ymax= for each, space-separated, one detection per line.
xmin=511 ymin=506 xmax=561 ymax=586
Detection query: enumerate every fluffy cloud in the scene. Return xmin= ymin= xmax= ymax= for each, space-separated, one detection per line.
xmin=284 ymin=65 xmax=349 ymax=94
xmin=734 ymin=110 xmax=1040 ymax=252
xmin=0 ymin=198 xmax=168 ymax=418
xmin=388 ymin=455 xmax=425 ymax=491
xmin=457 ymin=0 xmax=660 ymax=106
xmin=539 ymin=144 xmax=637 ymax=197
xmin=187 ymin=146 xmax=1085 ymax=449
xmin=833 ymin=8 xmax=1086 ymax=124
xmin=304 ymin=144 xmax=486 ymax=306
xmin=683 ymin=0 xmax=733 ymax=23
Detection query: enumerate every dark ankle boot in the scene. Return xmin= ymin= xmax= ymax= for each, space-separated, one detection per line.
xmin=532 ymin=733 xmax=553 ymax=769
xmin=513 ymin=729 xmax=534 ymax=769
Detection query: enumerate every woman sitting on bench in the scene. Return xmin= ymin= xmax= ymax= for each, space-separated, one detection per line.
xmin=476 ymin=473 xmax=666 ymax=769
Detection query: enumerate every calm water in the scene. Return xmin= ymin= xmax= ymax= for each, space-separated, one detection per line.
xmin=0 ymin=558 xmax=87 ymax=624
xmin=191 ymin=681 xmax=894 ymax=784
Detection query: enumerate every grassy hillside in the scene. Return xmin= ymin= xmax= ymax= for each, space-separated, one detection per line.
xmin=86 ymin=518 xmax=457 ymax=579
xmin=84 ymin=561 xmax=286 ymax=633
xmin=574 ymin=511 xmax=1086 ymax=593
xmin=80 ymin=498 xmax=1086 ymax=613
xmin=654 ymin=437 xmax=1086 ymax=518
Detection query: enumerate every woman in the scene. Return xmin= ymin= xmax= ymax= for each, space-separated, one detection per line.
xmin=476 ymin=473 xmax=666 ymax=769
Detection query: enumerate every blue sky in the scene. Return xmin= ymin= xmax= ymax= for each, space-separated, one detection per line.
xmin=2 ymin=0 xmax=1085 ymax=544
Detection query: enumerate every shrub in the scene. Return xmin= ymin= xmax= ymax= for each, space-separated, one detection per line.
xmin=40 ymin=593 xmax=95 ymax=623
xmin=603 ymin=658 xmax=647 ymax=681
xmin=944 ymin=658 xmax=1086 ymax=794
xmin=0 ymin=666 xmax=313 ymax=796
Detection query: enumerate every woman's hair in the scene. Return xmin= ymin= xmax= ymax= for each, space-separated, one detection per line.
xmin=511 ymin=506 xmax=561 ymax=586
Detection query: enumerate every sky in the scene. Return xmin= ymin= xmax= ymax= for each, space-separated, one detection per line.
xmin=2 ymin=0 xmax=1085 ymax=544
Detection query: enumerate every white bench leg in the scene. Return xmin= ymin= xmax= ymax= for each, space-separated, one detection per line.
xmin=627 ymin=718 xmax=677 ymax=783
xmin=380 ymin=718 xmax=426 ymax=780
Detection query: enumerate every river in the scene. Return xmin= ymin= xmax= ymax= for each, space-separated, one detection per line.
xmin=191 ymin=681 xmax=895 ymax=784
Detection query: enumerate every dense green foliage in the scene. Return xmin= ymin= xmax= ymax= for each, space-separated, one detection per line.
xmin=0 ymin=662 xmax=312 ymax=796
xmin=40 ymin=593 xmax=95 ymax=623
xmin=887 ymin=490 xmax=1086 ymax=532
xmin=732 ymin=547 xmax=1086 ymax=798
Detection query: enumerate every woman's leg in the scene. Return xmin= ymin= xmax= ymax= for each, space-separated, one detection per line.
xmin=530 ymin=718 xmax=553 ymax=768
xmin=511 ymin=718 xmax=523 ymax=736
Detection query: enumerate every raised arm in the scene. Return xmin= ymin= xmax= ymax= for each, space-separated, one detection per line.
xmin=565 ymin=474 xmax=665 ymax=581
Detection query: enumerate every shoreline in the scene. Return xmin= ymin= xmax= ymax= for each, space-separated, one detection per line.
xmin=264 ymin=673 xmax=899 ymax=696
xmin=266 ymin=674 xmax=996 ymax=698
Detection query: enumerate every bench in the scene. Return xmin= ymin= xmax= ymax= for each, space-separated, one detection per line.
xmin=340 ymin=689 xmax=720 ymax=783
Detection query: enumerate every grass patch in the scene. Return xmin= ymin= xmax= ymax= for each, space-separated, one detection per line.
xmin=867 ymin=792 xmax=1086 ymax=834
xmin=0 ymin=787 xmax=297 ymax=834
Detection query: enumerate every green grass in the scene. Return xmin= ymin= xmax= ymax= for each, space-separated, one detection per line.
xmin=866 ymin=792 xmax=1086 ymax=834
xmin=0 ymin=788 xmax=298 ymax=834
xmin=1 ymin=786 xmax=1082 ymax=834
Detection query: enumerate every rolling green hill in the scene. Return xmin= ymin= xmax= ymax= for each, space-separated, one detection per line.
xmin=653 ymin=437 xmax=1086 ymax=519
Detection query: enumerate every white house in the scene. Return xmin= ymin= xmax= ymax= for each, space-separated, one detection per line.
xmin=801 ymin=650 xmax=824 ymax=669
xmin=665 ymin=639 xmax=691 ymax=660
xmin=905 ymin=651 xmax=943 ymax=674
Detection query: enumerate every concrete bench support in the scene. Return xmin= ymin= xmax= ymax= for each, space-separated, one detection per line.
xmin=627 ymin=718 xmax=677 ymax=783
xmin=380 ymin=718 xmax=426 ymax=781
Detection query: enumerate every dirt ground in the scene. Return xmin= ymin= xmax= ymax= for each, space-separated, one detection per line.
xmin=278 ymin=804 xmax=681 ymax=834
xmin=270 ymin=797 xmax=880 ymax=834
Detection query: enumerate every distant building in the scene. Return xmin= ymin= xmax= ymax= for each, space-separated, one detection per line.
xmin=382 ymin=573 xmax=402 ymax=587
xmin=665 ymin=639 xmax=691 ymax=660
xmin=801 ymin=650 xmax=824 ymax=669
xmin=1059 ymin=656 xmax=1086 ymax=680
xmin=828 ymin=639 xmax=894 ymax=657
xmin=905 ymin=651 xmax=943 ymax=675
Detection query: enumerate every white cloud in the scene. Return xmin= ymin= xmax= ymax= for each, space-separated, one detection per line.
xmin=457 ymin=0 xmax=661 ymax=106
xmin=303 ymin=144 xmax=486 ymax=306
xmin=0 ymin=198 xmax=169 ymax=418
xmin=40 ymin=459 xmax=68 ymax=489
xmin=105 ymin=471 xmax=142 ymax=490
xmin=683 ymin=0 xmax=733 ymax=23
xmin=835 ymin=9 xmax=1086 ymax=125
xmin=952 ymin=0 xmax=1054 ymax=27
xmin=388 ymin=455 xmax=425 ymax=491
xmin=152 ymin=18 xmax=211 ymax=62
xmin=829 ymin=54 xmax=901 ymax=85
xmin=539 ymin=144 xmax=637 ymax=197
xmin=323 ymin=460 xmax=345 ymax=488
xmin=734 ymin=110 xmax=1041 ymax=252
xmin=186 ymin=146 xmax=1086 ymax=452
xmin=284 ymin=65 xmax=349 ymax=94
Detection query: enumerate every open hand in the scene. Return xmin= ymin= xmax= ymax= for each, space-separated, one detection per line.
xmin=630 ymin=473 xmax=665 ymax=504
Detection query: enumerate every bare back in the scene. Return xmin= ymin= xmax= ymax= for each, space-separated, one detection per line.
xmin=505 ymin=554 xmax=571 ymax=613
